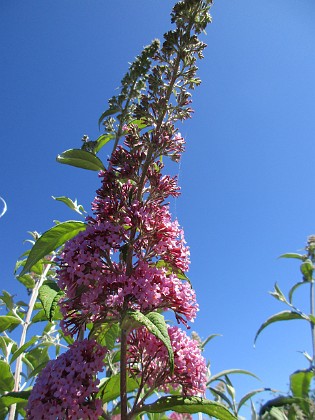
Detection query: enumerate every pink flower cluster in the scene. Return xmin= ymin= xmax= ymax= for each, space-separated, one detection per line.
xmin=127 ymin=326 xmax=208 ymax=395
xmin=58 ymin=125 xmax=198 ymax=336
xmin=26 ymin=340 xmax=106 ymax=420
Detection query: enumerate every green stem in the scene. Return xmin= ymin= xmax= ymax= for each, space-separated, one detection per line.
xmin=8 ymin=262 xmax=53 ymax=420
xmin=310 ymin=279 xmax=315 ymax=367
xmin=120 ymin=325 xmax=128 ymax=419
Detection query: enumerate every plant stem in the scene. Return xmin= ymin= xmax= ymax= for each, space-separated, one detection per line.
xmin=120 ymin=325 xmax=128 ymax=419
xmin=8 ymin=262 xmax=53 ymax=420
xmin=310 ymin=279 xmax=315 ymax=367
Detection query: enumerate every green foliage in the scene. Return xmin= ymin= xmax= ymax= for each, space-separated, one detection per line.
xmin=19 ymin=220 xmax=86 ymax=276
xmin=140 ymin=396 xmax=237 ymax=419
xmin=56 ymin=148 xmax=105 ymax=171
xmin=38 ymin=281 xmax=64 ymax=322
xmin=52 ymin=196 xmax=86 ymax=215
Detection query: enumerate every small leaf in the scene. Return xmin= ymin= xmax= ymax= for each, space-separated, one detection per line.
xmin=38 ymin=281 xmax=64 ymax=322
xmin=290 ymin=369 xmax=313 ymax=409
xmin=254 ymin=311 xmax=308 ymax=345
xmin=126 ymin=310 xmax=174 ymax=373
xmin=0 ymin=390 xmax=31 ymax=408
xmin=94 ymin=133 xmax=115 ymax=153
xmin=207 ymin=369 xmax=259 ymax=385
xmin=289 ymin=282 xmax=306 ymax=304
xmin=140 ymin=396 xmax=237 ymax=420
xmin=300 ymin=260 xmax=314 ymax=282
xmin=238 ymin=388 xmax=274 ymax=411
xmin=17 ymin=274 xmax=35 ymax=289
xmin=279 ymin=253 xmax=305 ymax=260
xmin=89 ymin=322 xmax=120 ymax=350
xmin=52 ymin=196 xmax=86 ymax=215
xmin=97 ymin=373 xmax=139 ymax=404
xmin=56 ymin=149 xmax=105 ymax=171
xmin=0 ymin=315 xmax=21 ymax=333
xmin=0 ymin=360 xmax=14 ymax=392
xmin=10 ymin=336 xmax=39 ymax=364
xmin=0 ymin=290 xmax=14 ymax=311
xmin=19 ymin=221 xmax=86 ymax=276
xmin=201 ymin=333 xmax=222 ymax=350
xmin=98 ymin=108 xmax=120 ymax=127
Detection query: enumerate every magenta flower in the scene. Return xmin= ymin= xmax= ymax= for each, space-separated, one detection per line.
xmin=127 ymin=326 xmax=208 ymax=396
xmin=26 ymin=340 xmax=107 ymax=420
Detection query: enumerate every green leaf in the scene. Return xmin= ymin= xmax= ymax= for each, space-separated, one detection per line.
xmin=0 ymin=390 xmax=31 ymax=408
xmin=19 ymin=220 xmax=86 ymax=276
xmin=0 ymin=360 xmax=14 ymax=393
xmin=98 ymin=108 xmax=120 ymax=127
xmin=288 ymin=281 xmax=306 ymax=304
xmin=254 ymin=311 xmax=309 ymax=345
xmin=129 ymin=118 xmax=150 ymax=130
xmin=238 ymin=388 xmax=273 ymax=411
xmin=126 ymin=310 xmax=174 ymax=373
xmin=0 ymin=315 xmax=21 ymax=333
xmin=97 ymin=373 xmax=140 ymax=404
xmin=38 ymin=281 xmax=64 ymax=322
xmin=89 ymin=322 xmax=120 ymax=350
xmin=269 ymin=283 xmax=287 ymax=303
xmin=300 ymin=260 xmax=314 ymax=282
xmin=140 ymin=396 xmax=237 ymax=420
xmin=17 ymin=274 xmax=35 ymax=289
xmin=94 ymin=133 xmax=115 ymax=153
xmin=268 ymin=407 xmax=289 ymax=420
xmin=56 ymin=149 xmax=105 ymax=171
xmin=201 ymin=333 xmax=222 ymax=350
xmin=279 ymin=253 xmax=305 ymax=260
xmin=290 ymin=369 xmax=314 ymax=413
xmin=24 ymin=347 xmax=50 ymax=379
xmin=155 ymin=260 xmax=190 ymax=284
xmin=260 ymin=396 xmax=305 ymax=416
xmin=52 ymin=196 xmax=86 ymax=215
xmin=207 ymin=369 xmax=259 ymax=385
xmin=10 ymin=336 xmax=39 ymax=364
xmin=0 ymin=291 xmax=14 ymax=311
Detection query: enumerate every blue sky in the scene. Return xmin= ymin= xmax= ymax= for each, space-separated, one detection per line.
xmin=1 ymin=0 xmax=315 ymax=417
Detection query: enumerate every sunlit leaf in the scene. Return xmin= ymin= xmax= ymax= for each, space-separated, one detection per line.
xmin=254 ymin=311 xmax=309 ymax=345
xmin=19 ymin=221 xmax=86 ymax=276
xmin=17 ymin=274 xmax=35 ymax=289
xmin=300 ymin=260 xmax=313 ymax=282
xmin=0 ymin=291 xmax=14 ymax=311
xmin=126 ymin=310 xmax=174 ymax=373
xmin=288 ymin=281 xmax=306 ymax=304
xmin=0 ymin=390 xmax=31 ymax=408
xmin=279 ymin=253 xmax=305 ymax=260
xmin=56 ymin=149 xmax=105 ymax=171
xmin=97 ymin=373 xmax=139 ymax=404
xmin=94 ymin=133 xmax=115 ymax=153
xmin=89 ymin=322 xmax=120 ymax=350
xmin=290 ymin=369 xmax=314 ymax=414
xmin=98 ymin=107 xmax=120 ymax=127
xmin=10 ymin=336 xmax=39 ymax=364
xmin=238 ymin=388 xmax=274 ymax=411
xmin=0 ymin=360 xmax=14 ymax=392
xmin=0 ymin=315 xmax=21 ymax=333
xmin=52 ymin=196 xmax=86 ymax=215
xmin=140 ymin=396 xmax=237 ymax=419
xmin=38 ymin=281 xmax=64 ymax=322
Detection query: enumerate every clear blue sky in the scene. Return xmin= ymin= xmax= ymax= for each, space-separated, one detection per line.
xmin=1 ymin=0 xmax=315 ymax=417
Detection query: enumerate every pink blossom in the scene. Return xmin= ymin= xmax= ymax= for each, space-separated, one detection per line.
xmin=127 ymin=326 xmax=208 ymax=395
xmin=26 ymin=340 xmax=107 ymax=420
xmin=170 ymin=414 xmax=193 ymax=420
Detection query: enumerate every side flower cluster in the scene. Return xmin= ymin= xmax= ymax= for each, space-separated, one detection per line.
xmin=26 ymin=340 xmax=106 ymax=420
xmin=58 ymin=125 xmax=198 ymax=336
xmin=127 ymin=326 xmax=208 ymax=395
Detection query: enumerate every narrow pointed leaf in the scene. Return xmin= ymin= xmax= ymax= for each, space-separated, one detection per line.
xmin=279 ymin=253 xmax=305 ymax=260
xmin=201 ymin=333 xmax=222 ymax=350
xmin=289 ymin=282 xmax=306 ymax=304
xmin=52 ymin=196 xmax=86 ymax=215
xmin=140 ymin=396 xmax=237 ymax=420
xmin=19 ymin=221 xmax=86 ymax=276
xmin=56 ymin=149 xmax=105 ymax=171
xmin=10 ymin=336 xmax=39 ymax=364
xmin=126 ymin=310 xmax=174 ymax=373
xmin=208 ymin=387 xmax=234 ymax=411
xmin=98 ymin=107 xmax=120 ymax=127
xmin=238 ymin=388 xmax=274 ymax=411
xmin=254 ymin=311 xmax=308 ymax=345
xmin=94 ymin=133 xmax=115 ymax=153
xmin=207 ymin=369 xmax=259 ymax=385
xmin=0 ymin=390 xmax=31 ymax=408
xmin=38 ymin=281 xmax=64 ymax=322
